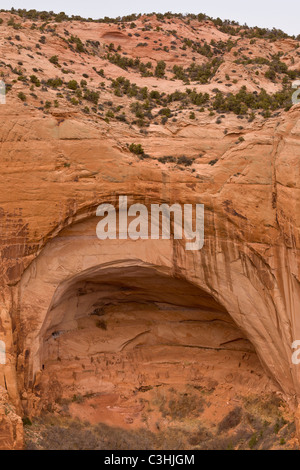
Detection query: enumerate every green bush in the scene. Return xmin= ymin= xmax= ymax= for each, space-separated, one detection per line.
xmin=155 ymin=60 xmax=166 ymax=78
xmin=83 ymin=89 xmax=99 ymax=105
xmin=30 ymin=75 xmax=40 ymax=87
xmin=105 ymin=53 xmax=152 ymax=77
xmin=47 ymin=78 xmax=63 ymax=88
xmin=177 ymin=155 xmax=194 ymax=166
xmin=67 ymin=80 xmax=78 ymax=90
xmin=49 ymin=55 xmax=59 ymax=65
xmin=69 ymin=35 xmax=85 ymax=53
xmin=248 ymin=433 xmax=258 ymax=449
xmin=129 ymin=143 xmax=144 ymax=155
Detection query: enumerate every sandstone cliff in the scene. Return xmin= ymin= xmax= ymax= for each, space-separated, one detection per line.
xmin=0 ymin=10 xmax=299 ymax=449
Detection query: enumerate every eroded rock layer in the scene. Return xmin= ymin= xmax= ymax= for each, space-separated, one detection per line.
xmin=0 ymin=11 xmax=299 ymax=449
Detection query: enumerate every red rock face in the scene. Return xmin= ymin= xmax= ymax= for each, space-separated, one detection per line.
xmin=0 ymin=11 xmax=299 ymax=449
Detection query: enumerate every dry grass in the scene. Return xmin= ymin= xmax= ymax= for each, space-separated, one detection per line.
xmin=25 ymin=416 xmax=189 ymax=450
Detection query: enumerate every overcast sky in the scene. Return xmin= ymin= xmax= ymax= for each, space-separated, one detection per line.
xmin=1 ymin=0 xmax=299 ymax=36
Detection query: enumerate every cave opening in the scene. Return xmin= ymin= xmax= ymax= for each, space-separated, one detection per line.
xmin=29 ymin=264 xmax=275 ymax=429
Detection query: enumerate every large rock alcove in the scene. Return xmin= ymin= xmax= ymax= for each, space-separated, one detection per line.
xmin=13 ymin=212 xmax=287 ymax=429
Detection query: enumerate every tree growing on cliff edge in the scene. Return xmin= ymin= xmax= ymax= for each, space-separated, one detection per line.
xmin=155 ymin=60 xmax=166 ymax=78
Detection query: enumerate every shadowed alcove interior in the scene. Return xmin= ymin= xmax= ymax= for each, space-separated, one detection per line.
xmin=28 ymin=262 xmax=274 ymax=420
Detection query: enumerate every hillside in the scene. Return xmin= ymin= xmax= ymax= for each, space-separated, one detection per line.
xmin=0 ymin=9 xmax=300 ymax=163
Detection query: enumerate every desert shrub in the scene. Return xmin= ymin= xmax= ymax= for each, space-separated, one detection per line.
xmin=106 ymin=53 xmax=152 ymax=76
xmin=69 ymin=35 xmax=85 ymax=53
xmin=129 ymin=143 xmax=144 ymax=155
xmin=30 ymin=75 xmax=40 ymax=87
xmin=248 ymin=432 xmax=259 ymax=449
xmin=95 ymin=68 xmax=104 ymax=77
xmin=177 ymin=155 xmax=193 ymax=166
xmin=234 ymin=54 xmax=299 ymax=82
xmin=159 ymin=393 xmax=205 ymax=420
xmin=243 ymin=393 xmax=285 ymax=419
xmin=22 ymin=417 xmax=32 ymax=426
xmin=274 ymin=417 xmax=287 ymax=434
xmin=111 ymin=77 xmax=140 ymax=98
xmin=185 ymin=58 xmax=223 ymax=84
xmin=149 ymin=90 xmax=161 ymax=100
xmin=49 ymin=55 xmax=59 ymax=65
xmin=158 ymin=156 xmax=176 ymax=164
xmin=265 ymin=68 xmax=276 ymax=81
xmin=67 ymin=80 xmax=78 ymax=90
xmin=155 ymin=60 xmax=166 ymax=78
xmin=159 ymin=107 xmax=171 ymax=117
xmin=218 ymin=407 xmax=243 ymax=433
xmin=25 ymin=416 xmax=189 ymax=450
xmin=7 ymin=18 xmax=22 ymax=29
xmin=212 ymin=86 xmax=292 ymax=114
xmin=47 ymin=78 xmax=63 ymax=89
xmin=71 ymin=394 xmax=83 ymax=403
xmin=83 ymin=89 xmax=99 ymax=104
xmin=17 ymin=92 xmax=26 ymax=101
xmin=106 ymin=110 xmax=114 ymax=119
xmin=188 ymin=426 xmax=212 ymax=446
xmin=172 ymin=65 xmax=188 ymax=82
xmin=116 ymin=113 xmax=126 ymax=122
